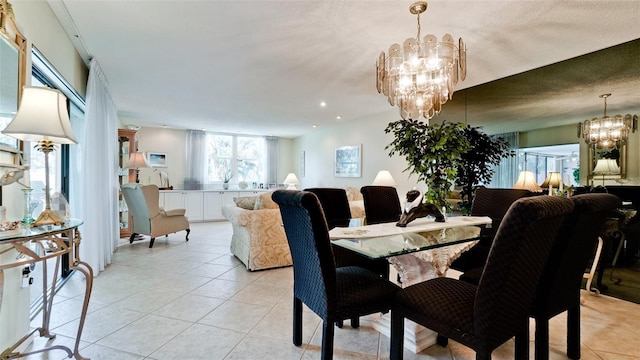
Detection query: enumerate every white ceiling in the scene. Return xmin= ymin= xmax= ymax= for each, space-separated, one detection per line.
xmin=48 ymin=1 xmax=640 ymax=138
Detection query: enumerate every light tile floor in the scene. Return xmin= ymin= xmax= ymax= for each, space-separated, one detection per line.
xmin=24 ymin=222 xmax=640 ymax=359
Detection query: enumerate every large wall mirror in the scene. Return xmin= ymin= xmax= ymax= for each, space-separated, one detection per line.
xmin=587 ymin=142 xmax=627 ymax=183
xmin=0 ymin=0 xmax=27 ymax=200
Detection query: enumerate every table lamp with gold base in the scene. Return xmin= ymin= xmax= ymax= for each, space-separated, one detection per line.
xmin=2 ymin=86 xmax=78 ymax=227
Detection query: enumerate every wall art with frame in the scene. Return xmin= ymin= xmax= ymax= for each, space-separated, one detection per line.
xmin=147 ymin=152 xmax=167 ymax=167
xmin=335 ymin=144 xmax=361 ymax=177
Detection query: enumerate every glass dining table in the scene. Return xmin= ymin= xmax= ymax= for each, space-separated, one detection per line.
xmin=329 ymin=215 xmax=493 ymax=353
xmin=328 ymin=215 xmax=492 ymax=259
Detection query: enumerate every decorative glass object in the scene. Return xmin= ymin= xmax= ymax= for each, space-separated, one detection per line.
xmin=21 ymin=188 xmax=34 ymax=224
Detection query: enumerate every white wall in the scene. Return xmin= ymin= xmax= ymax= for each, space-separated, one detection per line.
xmin=134 ymin=126 xmax=295 ymax=189
xmin=292 ymin=109 xmax=426 ymax=197
xmin=1 ymin=0 xmax=87 ymax=351
xmin=291 ymin=110 xmax=640 ymax=196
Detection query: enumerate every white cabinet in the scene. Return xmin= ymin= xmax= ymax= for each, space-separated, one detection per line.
xmin=162 ymin=191 xmax=204 ymax=222
xmin=203 ymin=192 xmax=225 ymax=220
xmin=160 ymin=190 xmax=266 ymax=222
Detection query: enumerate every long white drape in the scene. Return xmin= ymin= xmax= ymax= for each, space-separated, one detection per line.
xmin=266 ymin=136 xmax=279 ymax=184
xmin=185 ymin=130 xmax=206 ymax=188
xmin=489 ymin=132 xmax=519 ymax=188
xmin=80 ymin=60 xmax=118 ymax=274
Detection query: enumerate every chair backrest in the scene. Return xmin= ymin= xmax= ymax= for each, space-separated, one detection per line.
xmin=474 ymin=196 xmax=574 ymax=346
xmin=531 ymin=193 xmax=621 ymax=317
xmin=360 ymin=185 xmax=402 ymax=225
xmin=471 ymin=187 xmax=531 ymax=241
xmin=121 ymin=183 xmax=161 ymax=234
xmin=272 ymin=190 xmax=336 ymax=319
xmin=304 ymin=188 xmax=352 ymax=229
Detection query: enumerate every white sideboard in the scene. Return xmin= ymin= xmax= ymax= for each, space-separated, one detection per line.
xmin=159 ymin=190 xmax=266 ymax=222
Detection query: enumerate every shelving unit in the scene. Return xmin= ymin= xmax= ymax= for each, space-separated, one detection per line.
xmin=118 ymin=129 xmax=137 ymax=237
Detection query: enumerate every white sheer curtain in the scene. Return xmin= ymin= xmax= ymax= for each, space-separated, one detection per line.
xmin=185 ymin=130 xmax=206 ymax=188
xmin=489 ymin=132 xmax=519 ymax=188
xmin=266 ymin=136 xmax=279 ymax=184
xmin=80 ymin=59 xmax=118 ymax=274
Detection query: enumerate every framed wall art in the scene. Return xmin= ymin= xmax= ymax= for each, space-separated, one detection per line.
xmin=147 ymin=152 xmax=167 ymax=167
xmin=334 ymin=144 xmax=361 ymax=178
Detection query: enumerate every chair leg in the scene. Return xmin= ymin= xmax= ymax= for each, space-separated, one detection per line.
xmin=390 ymin=310 xmax=405 ymax=360
xmin=335 ymin=321 xmax=343 ymax=328
xmin=185 ymin=228 xmax=190 ymax=241
xmin=350 ymin=317 xmax=360 ymax=328
xmin=321 ymin=320 xmax=335 ymax=360
xmin=476 ymin=351 xmax=492 ymax=360
xmin=149 ymin=237 xmax=156 ymax=248
xmin=567 ymin=305 xmax=581 ymax=359
xmin=129 ymin=233 xmax=136 ymax=244
xmin=515 ymin=326 xmax=530 ymax=360
xmin=534 ymin=318 xmax=549 ymax=360
xmin=293 ymin=297 xmax=303 ymax=346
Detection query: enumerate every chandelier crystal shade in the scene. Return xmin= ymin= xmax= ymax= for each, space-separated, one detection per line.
xmin=581 ymin=93 xmax=637 ymax=149
xmin=376 ymin=1 xmax=466 ymax=122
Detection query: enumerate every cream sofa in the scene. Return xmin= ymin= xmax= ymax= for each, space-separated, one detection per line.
xmin=222 ymin=188 xmax=365 ymax=271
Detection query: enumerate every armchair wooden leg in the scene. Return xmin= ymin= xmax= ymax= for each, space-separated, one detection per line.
xmin=149 ymin=237 xmax=156 ymax=248
xmin=129 ymin=233 xmax=137 ymax=244
xmin=185 ymin=228 xmax=190 ymax=241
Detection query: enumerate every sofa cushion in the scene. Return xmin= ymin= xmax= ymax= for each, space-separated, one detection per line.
xmin=345 ymin=186 xmax=363 ymax=201
xmin=255 ymin=191 xmax=279 ymax=210
xmin=234 ymin=196 xmax=257 ymax=210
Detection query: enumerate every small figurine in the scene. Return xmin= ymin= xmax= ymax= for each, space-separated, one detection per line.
xmin=396 ymin=189 xmax=445 ymax=227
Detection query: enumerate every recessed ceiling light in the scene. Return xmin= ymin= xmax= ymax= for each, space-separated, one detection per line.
xmin=320 ymin=102 xmax=326 ymax=107
xmin=336 ymin=115 xmax=342 ymax=120
xmin=312 ymin=124 xmax=317 ymax=128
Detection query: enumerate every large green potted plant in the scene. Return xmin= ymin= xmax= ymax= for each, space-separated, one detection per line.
xmin=455 ymin=125 xmax=515 ymax=213
xmin=385 ymin=119 xmax=471 ymax=210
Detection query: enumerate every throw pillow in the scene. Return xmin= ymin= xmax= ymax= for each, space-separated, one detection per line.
xmin=345 ymin=186 xmax=363 ymax=201
xmin=234 ymin=196 xmax=257 ymax=210
xmin=254 ymin=191 xmax=279 ymax=210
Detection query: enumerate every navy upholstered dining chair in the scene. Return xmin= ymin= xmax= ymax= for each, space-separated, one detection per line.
xmin=272 ymin=190 xmax=399 ymax=360
xmin=449 ymin=187 xmax=531 ymax=272
xmin=360 ymin=185 xmax=402 ymax=225
xmin=305 ymin=187 xmax=389 ymax=278
xmin=303 ymin=187 xmax=352 ymax=229
xmin=390 ymin=195 xmax=574 ymax=360
xmin=458 ymin=193 xmax=621 ymax=359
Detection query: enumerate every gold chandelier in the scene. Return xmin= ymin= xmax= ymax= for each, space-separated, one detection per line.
xmin=581 ymin=93 xmax=637 ymax=149
xmin=376 ymin=1 xmax=466 ymax=122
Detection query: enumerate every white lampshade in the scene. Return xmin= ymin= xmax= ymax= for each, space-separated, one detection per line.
xmin=127 ymin=152 xmax=150 ymax=169
xmin=513 ymin=170 xmax=542 ymax=191
xmin=283 ymin=173 xmax=299 ymax=190
xmin=540 ymin=172 xmax=563 ymax=188
xmin=372 ymin=170 xmax=396 ymax=187
xmin=592 ymin=159 xmax=620 ymax=175
xmin=2 ymin=87 xmax=77 ymax=144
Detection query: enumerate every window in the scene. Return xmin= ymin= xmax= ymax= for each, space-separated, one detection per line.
xmin=518 ymin=144 xmax=580 ymax=186
xmin=205 ymin=133 xmax=266 ymax=183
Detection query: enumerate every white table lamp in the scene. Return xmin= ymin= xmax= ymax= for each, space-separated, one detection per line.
xmin=372 ymin=170 xmax=396 ymax=187
xmin=592 ymin=158 xmax=620 ymax=185
xmin=127 ymin=151 xmax=150 ymax=183
xmin=513 ymin=170 xmax=542 ymax=191
xmin=283 ymin=173 xmax=299 ymax=190
xmin=2 ymin=87 xmax=78 ymax=226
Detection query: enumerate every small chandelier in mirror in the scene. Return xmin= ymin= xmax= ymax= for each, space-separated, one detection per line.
xmin=376 ymin=1 xmax=466 ymax=122
xmin=581 ymin=93 xmax=637 ymax=149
